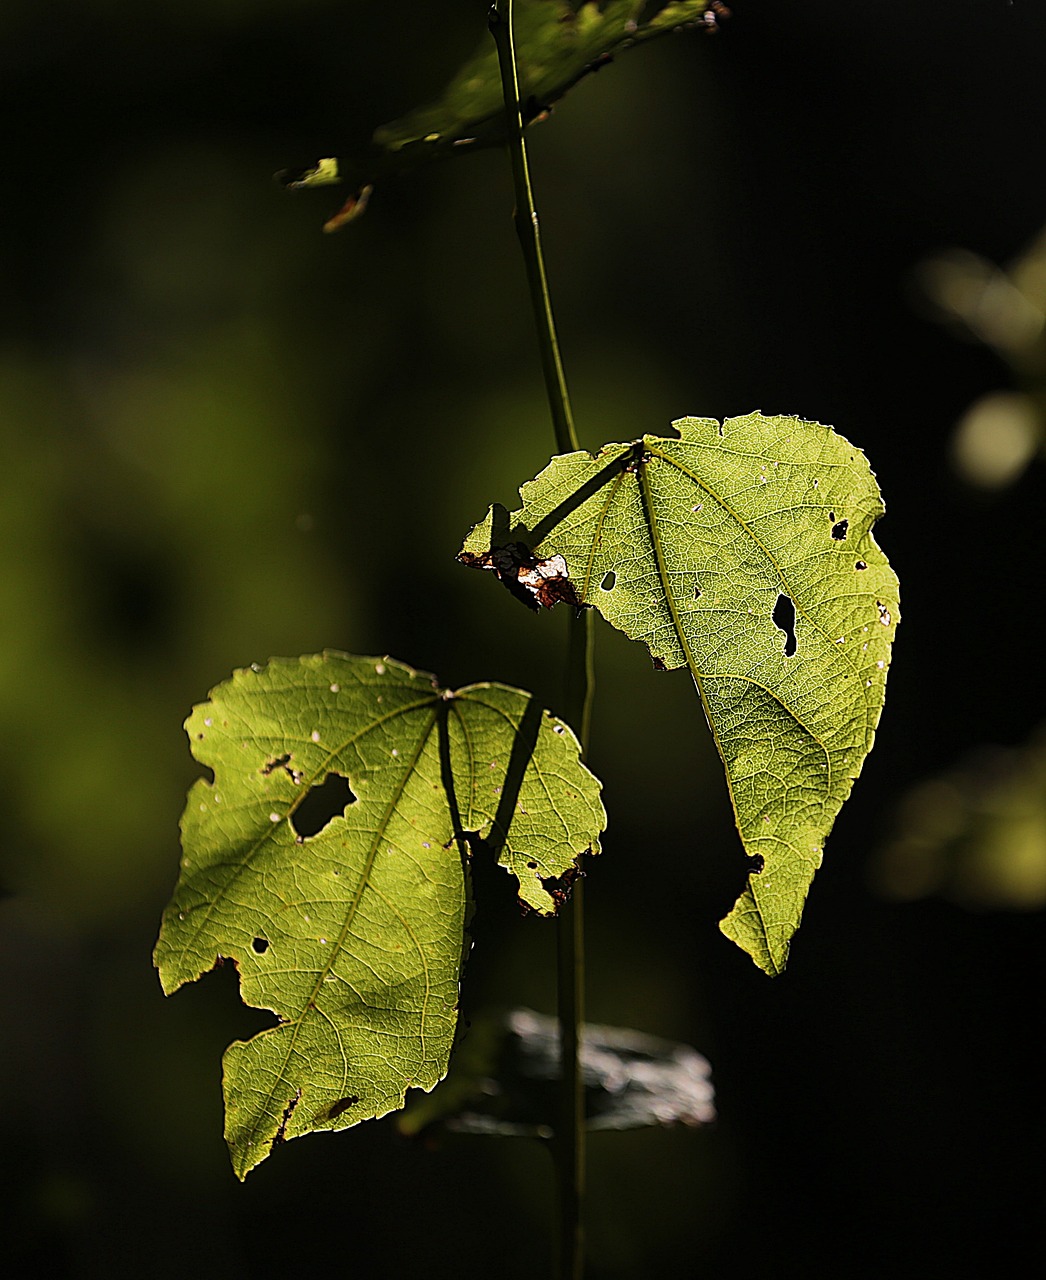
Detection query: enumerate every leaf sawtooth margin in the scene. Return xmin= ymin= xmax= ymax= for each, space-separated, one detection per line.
xmin=459 ymin=413 xmax=900 ymax=975
xmin=154 ymin=652 xmax=604 ymax=1178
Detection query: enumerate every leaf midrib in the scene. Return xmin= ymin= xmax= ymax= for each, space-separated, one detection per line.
xmin=238 ymin=702 xmax=442 ymax=1160
xmin=172 ymin=688 xmax=442 ymax=965
xmin=648 ymin=439 xmax=882 ymax=740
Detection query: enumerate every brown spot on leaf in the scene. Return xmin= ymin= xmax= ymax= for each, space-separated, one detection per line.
xmin=540 ymin=863 xmax=583 ymax=912
xmin=460 ymin=541 xmax=582 ymax=612
xmin=272 ymin=1089 xmax=302 ymax=1148
xmin=262 ymin=754 xmax=305 ymax=785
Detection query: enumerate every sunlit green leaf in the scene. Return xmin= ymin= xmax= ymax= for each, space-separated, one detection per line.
xmin=279 ymin=1 xmax=727 ymax=228
xmin=460 ymin=413 xmax=899 ymax=974
xmin=154 ymin=652 xmax=604 ymax=1178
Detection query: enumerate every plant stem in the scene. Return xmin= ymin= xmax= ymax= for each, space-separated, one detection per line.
xmin=490 ymin=4 xmax=592 ymax=1276
xmin=557 ymin=600 xmax=594 ymax=1278
xmin=490 ymin=0 xmax=578 ymax=457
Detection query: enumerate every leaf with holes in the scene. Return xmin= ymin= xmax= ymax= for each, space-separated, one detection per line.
xmin=280 ymin=1 xmax=728 ymax=229
xmin=154 ymin=652 xmax=604 ymax=1178
xmin=460 ymin=413 xmax=899 ymax=975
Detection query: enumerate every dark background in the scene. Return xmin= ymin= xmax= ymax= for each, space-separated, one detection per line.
xmin=3 ymin=2 xmax=1044 ymax=1275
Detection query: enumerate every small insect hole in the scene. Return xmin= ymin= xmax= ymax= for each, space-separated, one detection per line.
xmin=831 ymin=519 xmax=849 ymax=540
xmin=291 ymin=773 xmax=358 ymax=839
xmin=252 ymin=937 xmax=269 ymax=954
xmin=855 ymin=560 xmax=868 ymax=571
xmin=600 ymin=570 xmax=616 ymax=591
xmin=771 ymin=593 xmax=798 ymax=658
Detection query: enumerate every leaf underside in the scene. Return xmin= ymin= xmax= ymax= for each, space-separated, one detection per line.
xmin=281 ymin=2 xmax=725 ymax=227
xmin=460 ymin=413 xmax=900 ymax=975
xmin=154 ymin=652 xmax=604 ymax=1178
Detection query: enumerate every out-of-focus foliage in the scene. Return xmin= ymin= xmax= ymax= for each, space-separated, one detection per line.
xmin=872 ymin=725 xmax=1046 ymax=911
xmin=281 ymin=0 xmax=728 ymax=229
xmin=375 ymin=1 xmax=725 ymax=156
xmin=461 ymin=413 xmax=899 ymax=974
xmin=398 ymin=1006 xmax=715 ymax=1138
xmin=920 ymin=223 xmax=1046 ymax=487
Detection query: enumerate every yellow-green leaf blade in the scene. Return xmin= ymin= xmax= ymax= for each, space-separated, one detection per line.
xmin=154 ymin=652 xmax=603 ymax=1177
xmin=460 ymin=414 xmax=900 ymax=974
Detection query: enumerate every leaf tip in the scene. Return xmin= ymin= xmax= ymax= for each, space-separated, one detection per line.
xmin=719 ymin=881 xmax=793 ymax=977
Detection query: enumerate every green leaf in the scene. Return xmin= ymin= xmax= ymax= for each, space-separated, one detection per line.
xmin=374 ymin=1 xmax=717 ymax=156
xmin=459 ymin=413 xmax=900 ymax=975
xmin=154 ymin=652 xmax=604 ymax=1178
xmin=279 ymin=2 xmax=727 ymax=229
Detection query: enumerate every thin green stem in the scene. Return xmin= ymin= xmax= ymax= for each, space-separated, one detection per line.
xmin=489 ymin=4 xmax=592 ymax=1277
xmin=557 ymin=600 xmax=594 ymax=1277
xmin=490 ymin=0 xmax=578 ymax=456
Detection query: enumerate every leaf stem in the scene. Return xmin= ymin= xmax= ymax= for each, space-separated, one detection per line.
xmin=490 ymin=4 xmax=592 ymax=1277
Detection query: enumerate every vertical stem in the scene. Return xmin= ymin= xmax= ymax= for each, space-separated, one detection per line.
xmin=489 ymin=4 xmax=592 ymax=1277
xmin=490 ymin=0 xmax=578 ymax=457
xmin=557 ymin=599 xmax=594 ymax=1278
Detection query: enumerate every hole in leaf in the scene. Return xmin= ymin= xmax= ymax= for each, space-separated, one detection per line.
xmin=694 ymin=582 xmax=702 ymax=599
xmin=291 ymin=773 xmax=357 ymax=839
xmin=600 ymin=570 xmax=616 ymax=591
xmin=855 ymin=560 xmax=868 ymax=571
xmin=746 ymin=853 xmax=765 ymax=874
xmin=771 ymin=593 xmax=798 ymax=657
xmin=252 ymin=937 xmax=269 ymax=954
xmin=831 ymin=519 xmax=849 ymax=540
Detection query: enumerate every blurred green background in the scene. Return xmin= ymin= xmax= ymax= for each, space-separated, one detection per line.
xmin=4 ymin=2 xmax=1046 ymax=1275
